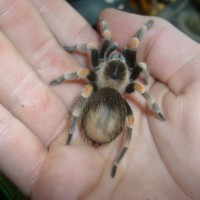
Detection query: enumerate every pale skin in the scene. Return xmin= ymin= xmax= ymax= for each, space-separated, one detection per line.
xmin=0 ymin=0 xmax=200 ymax=200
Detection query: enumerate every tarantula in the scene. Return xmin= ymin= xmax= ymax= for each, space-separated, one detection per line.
xmin=50 ymin=16 xmax=165 ymax=178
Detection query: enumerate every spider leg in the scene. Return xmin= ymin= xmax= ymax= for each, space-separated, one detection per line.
xmin=97 ymin=16 xmax=118 ymax=59
xmin=49 ymin=68 xmax=96 ymax=85
xmin=64 ymin=43 xmax=99 ymax=68
xmin=134 ymin=20 xmax=154 ymax=40
xmin=122 ymin=37 xmax=138 ymax=70
xmin=67 ymin=84 xmax=93 ymax=144
xmin=98 ymin=16 xmax=111 ymax=39
xmin=130 ymin=62 xmax=149 ymax=85
xmin=123 ymin=20 xmax=154 ymax=70
xmin=111 ymin=102 xmax=133 ymax=177
xmin=125 ymin=83 xmax=165 ymax=121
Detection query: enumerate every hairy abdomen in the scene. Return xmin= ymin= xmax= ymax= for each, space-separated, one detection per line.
xmin=80 ymin=87 xmax=127 ymax=144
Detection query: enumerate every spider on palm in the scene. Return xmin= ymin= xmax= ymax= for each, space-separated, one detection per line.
xmin=50 ymin=16 xmax=165 ymax=178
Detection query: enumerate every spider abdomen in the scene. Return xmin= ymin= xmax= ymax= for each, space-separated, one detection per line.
xmin=80 ymin=87 xmax=127 ymax=144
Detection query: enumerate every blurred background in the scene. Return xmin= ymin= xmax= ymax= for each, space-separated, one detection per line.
xmin=68 ymin=0 xmax=200 ymax=42
xmin=0 ymin=0 xmax=199 ymax=199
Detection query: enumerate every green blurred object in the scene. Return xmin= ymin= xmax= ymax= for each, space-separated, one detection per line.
xmin=0 ymin=172 xmax=28 ymax=200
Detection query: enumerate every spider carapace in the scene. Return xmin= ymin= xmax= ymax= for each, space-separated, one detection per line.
xmin=50 ymin=16 xmax=165 ymax=178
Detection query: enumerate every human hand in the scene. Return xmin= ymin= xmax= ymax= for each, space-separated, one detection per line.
xmin=0 ymin=1 xmax=200 ymax=200
xmin=101 ymin=9 xmax=200 ymax=200
xmin=0 ymin=0 xmax=98 ymax=199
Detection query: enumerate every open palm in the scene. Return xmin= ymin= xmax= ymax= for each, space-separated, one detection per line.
xmin=0 ymin=1 xmax=200 ymax=200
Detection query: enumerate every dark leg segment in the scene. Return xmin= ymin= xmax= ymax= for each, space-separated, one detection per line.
xmin=122 ymin=36 xmax=140 ymax=69
xmin=99 ymin=39 xmax=110 ymax=59
xmin=130 ymin=62 xmax=149 ymax=85
xmin=105 ymin=42 xmax=118 ymax=57
xmin=111 ymin=102 xmax=133 ymax=177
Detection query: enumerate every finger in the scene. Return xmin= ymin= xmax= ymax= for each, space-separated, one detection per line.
xmin=30 ymin=0 xmax=98 ymax=73
xmin=0 ymin=31 xmax=67 ymax=145
xmin=0 ymin=0 xmax=78 ymax=79
xmin=31 ymin=0 xmax=98 ymax=45
xmin=0 ymin=0 xmax=97 ymax=76
xmin=0 ymin=0 xmax=53 ymax=64
xmin=0 ymin=0 xmax=92 ymax=145
xmin=0 ymin=0 xmax=98 ymax=103
xmin=101 ymin=9 xmax=200 ymax=94
xmin=0 ymin=104 xmax=47 ymax=196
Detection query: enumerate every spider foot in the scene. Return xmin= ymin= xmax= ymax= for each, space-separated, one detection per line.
xmin=134 ymin=20 xmax=154 ymax=40
xmin=152 ymin=102 xmax=165 ymax=121
xmin=49 ymin=75 xmax=66 ymax=85
xmin=111 ymin=164 xmax=117 ymax=178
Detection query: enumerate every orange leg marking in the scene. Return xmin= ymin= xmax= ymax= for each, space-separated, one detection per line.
xmin=128 ymin=115 xmax=134 ymax=127
xmin=128 ymin=37 xmax=139 ymax=50
xmin=82 ymin=85 xmax=93 ymax=98
xmin=134 ymin=83 xmax=145 ymax=94
xmin=78 ymin=68 xmax=90 ymax=77
xmin=103 ymin=30 xmax=111 ymax=39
